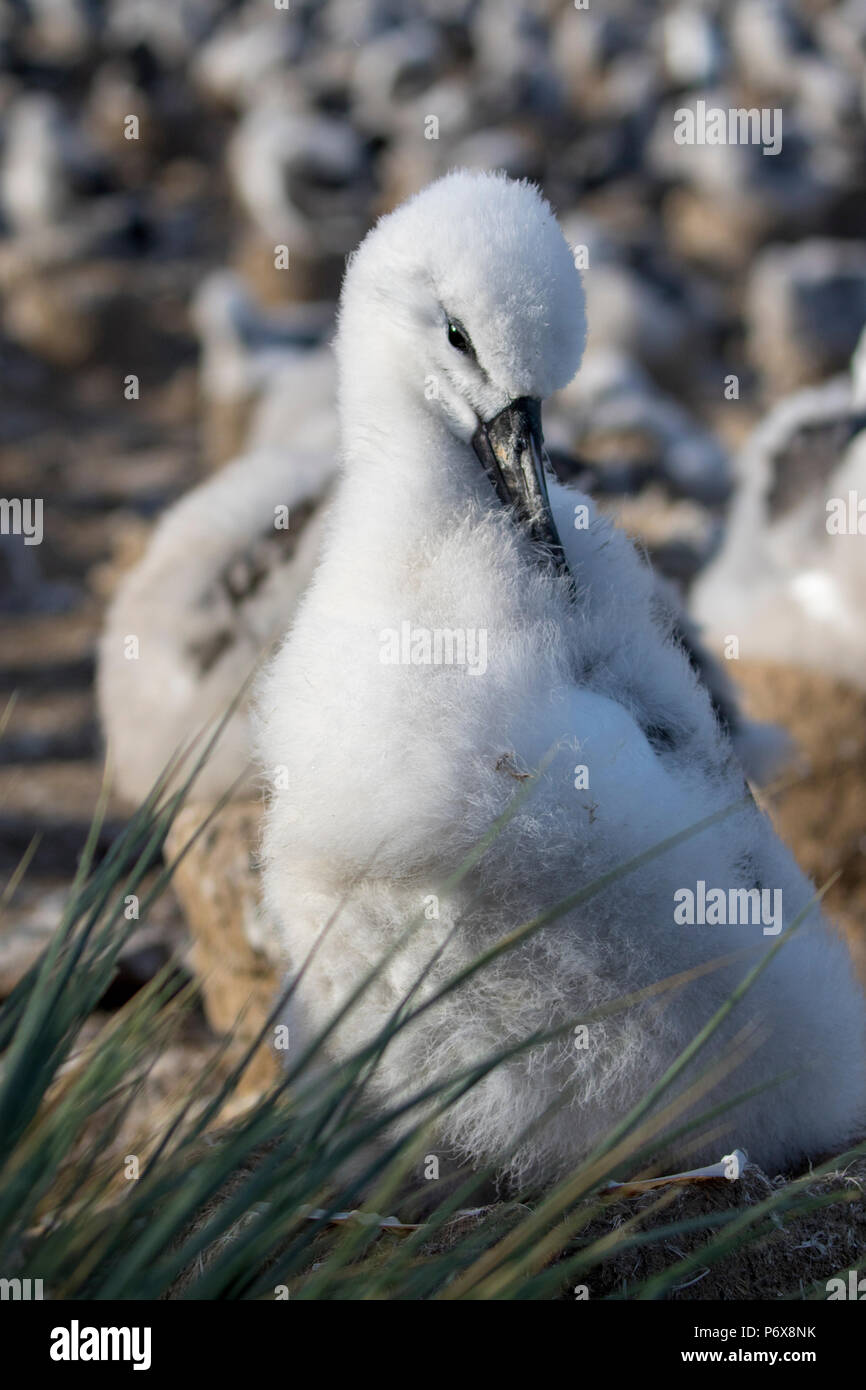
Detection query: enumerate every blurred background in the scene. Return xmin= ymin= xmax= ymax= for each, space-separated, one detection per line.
xmin=2 ymin=0 xmax=866 ymax=1106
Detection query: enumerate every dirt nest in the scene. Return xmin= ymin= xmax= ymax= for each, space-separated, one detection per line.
xmin=160 ymin=1150 xmax=866 ymax=1300
xmin=562 ymin=1156 xmax=866 ymax=1300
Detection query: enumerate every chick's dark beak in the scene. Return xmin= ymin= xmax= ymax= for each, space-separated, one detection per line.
xmin=471 ymin=397 xmax=569 ymax=576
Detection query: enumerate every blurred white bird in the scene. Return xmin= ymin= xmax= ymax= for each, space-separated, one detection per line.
xmin=191 ymin=270 xmax=335 ymax=463
xmin=227 ymin=98 xmax=373 ymax=256
xmin=98 ymin=444 xmax=336 ymax=804
xmin=255 ymin=171 xmax=866 ymax=1186
xmin=691 ymin=330 xmax=866 ymax=687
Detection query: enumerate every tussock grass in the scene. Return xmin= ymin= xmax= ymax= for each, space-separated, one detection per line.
xmin=0 ymin=711 xmax=861 ymax=1300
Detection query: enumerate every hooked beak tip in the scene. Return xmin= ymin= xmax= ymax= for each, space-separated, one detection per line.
xmin=471 ymin=397 xmax=570 ymax=579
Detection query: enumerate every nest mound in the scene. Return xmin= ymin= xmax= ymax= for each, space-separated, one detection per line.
xmin=561 ymin=1156 xmax=866 ymax=1300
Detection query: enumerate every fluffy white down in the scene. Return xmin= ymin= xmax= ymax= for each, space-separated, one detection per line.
xmin=255 ymin=172 xmax=866 ymax=1185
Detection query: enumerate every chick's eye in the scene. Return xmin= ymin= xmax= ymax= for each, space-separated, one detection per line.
xmin=447 ymin=320 xmax=472 ymax=355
